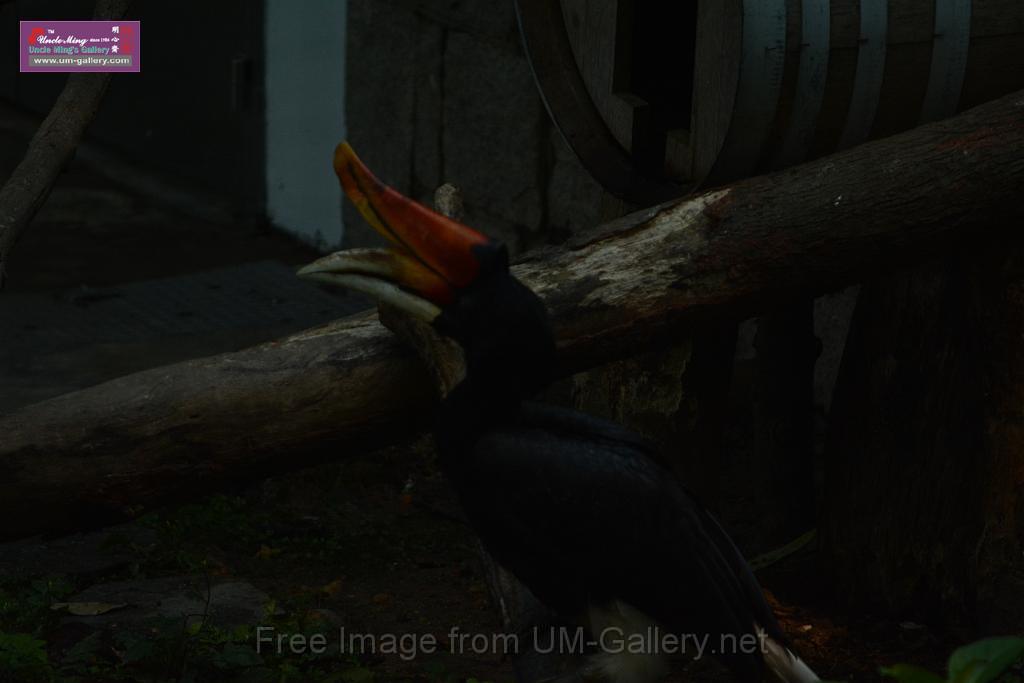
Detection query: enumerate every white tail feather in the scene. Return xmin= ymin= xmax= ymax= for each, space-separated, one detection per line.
xmin=758 ymin=625 xmax=820 ymax=683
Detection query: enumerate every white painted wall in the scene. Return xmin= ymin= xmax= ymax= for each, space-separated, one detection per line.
xmin=265 ymin=0 xmax=346 ymax=250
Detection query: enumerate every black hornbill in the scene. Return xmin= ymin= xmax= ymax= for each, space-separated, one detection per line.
xmin=299 ymin=143 xmax=819 ymax=683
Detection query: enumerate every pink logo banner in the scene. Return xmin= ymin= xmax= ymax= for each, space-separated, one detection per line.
xmin=20 ymin=20 xmax=140 ymax=73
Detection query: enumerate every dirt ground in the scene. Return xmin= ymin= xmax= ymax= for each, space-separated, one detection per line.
xmin=0 ymin=434 xmax=965 ymax=682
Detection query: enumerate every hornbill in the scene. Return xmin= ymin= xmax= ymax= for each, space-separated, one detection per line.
xmin=299 ymin=143 xmax=819 ymax=683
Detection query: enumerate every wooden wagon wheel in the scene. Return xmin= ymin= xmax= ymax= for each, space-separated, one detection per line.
xmin=514 ymin=0 xmax=687 ymax=206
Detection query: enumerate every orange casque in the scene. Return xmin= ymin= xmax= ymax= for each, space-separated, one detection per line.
xmin=333 ymin=142 xmax=493 ymax=304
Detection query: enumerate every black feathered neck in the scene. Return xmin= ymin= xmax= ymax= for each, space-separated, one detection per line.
xmin=435 ymin=270 xmax=555 ymax=403
xmin=432 ymin=270 xmax=556 ymax=470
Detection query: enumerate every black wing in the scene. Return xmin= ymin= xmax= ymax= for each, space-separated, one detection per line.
xmin=456 ymin=403 xmax=783 ymax=679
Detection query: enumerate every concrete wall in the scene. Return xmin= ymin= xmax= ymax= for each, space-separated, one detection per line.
xmin=265 ymin=0 xmax=347 ymax=249
xmin=342 ymin=0 xmax=603 ymax=254
xmin=2 ymin=0 xmax=603 ymax=250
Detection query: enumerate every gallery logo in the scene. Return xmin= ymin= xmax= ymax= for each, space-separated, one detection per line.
xmin=19 ymin=21 xmax=141 ymax=73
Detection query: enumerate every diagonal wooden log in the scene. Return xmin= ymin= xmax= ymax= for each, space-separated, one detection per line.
xmin=1 ymin=90 xmax=1022 ymax=541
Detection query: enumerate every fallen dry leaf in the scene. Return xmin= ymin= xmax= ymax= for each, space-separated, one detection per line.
xmin=50 ymin=601 xmax=129 ymax=616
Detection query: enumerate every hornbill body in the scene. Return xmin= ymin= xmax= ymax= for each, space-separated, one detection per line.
xmin=300 ymin=144 xmax=818 ymax=683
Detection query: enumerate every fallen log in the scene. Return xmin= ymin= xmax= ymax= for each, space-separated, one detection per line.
xmin=1 ymin=90 xmax=1022 ymax=541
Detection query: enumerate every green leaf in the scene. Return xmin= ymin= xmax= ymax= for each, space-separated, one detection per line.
xmin=50 ymin=601 xmax=128 ymax=616
xmin=948 ymin=637 xmax=1024 ymax=683
xmin=880 ymin=663 xmax=947 ymax=683
xmin=232 ymin=624 xmax=254 ymax=642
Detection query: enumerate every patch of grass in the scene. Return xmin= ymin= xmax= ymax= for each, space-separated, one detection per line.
xmin=0 ymin=575 xmax=74 ymax=636
xmin=0 ymin=577 xmax=75 ymax=681
xmin=136 ymin=494 xmax=272 ymax=574
xmin=0 ymin=632 xmax=54 ymax=682
xmin=44 ymin=597 xmax=361 ymax=682
xmin=0 ymin=562 xmax=481 ymax=682
xmin=1 ymin=458 xmax=500 ymax=682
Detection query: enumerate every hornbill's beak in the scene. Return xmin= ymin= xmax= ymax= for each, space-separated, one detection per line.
xmin=297 ymin=143 xmax=494 ymax=322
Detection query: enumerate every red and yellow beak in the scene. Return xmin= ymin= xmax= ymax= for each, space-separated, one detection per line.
xmin=298 ymin=143 xmax=495 ymax=321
